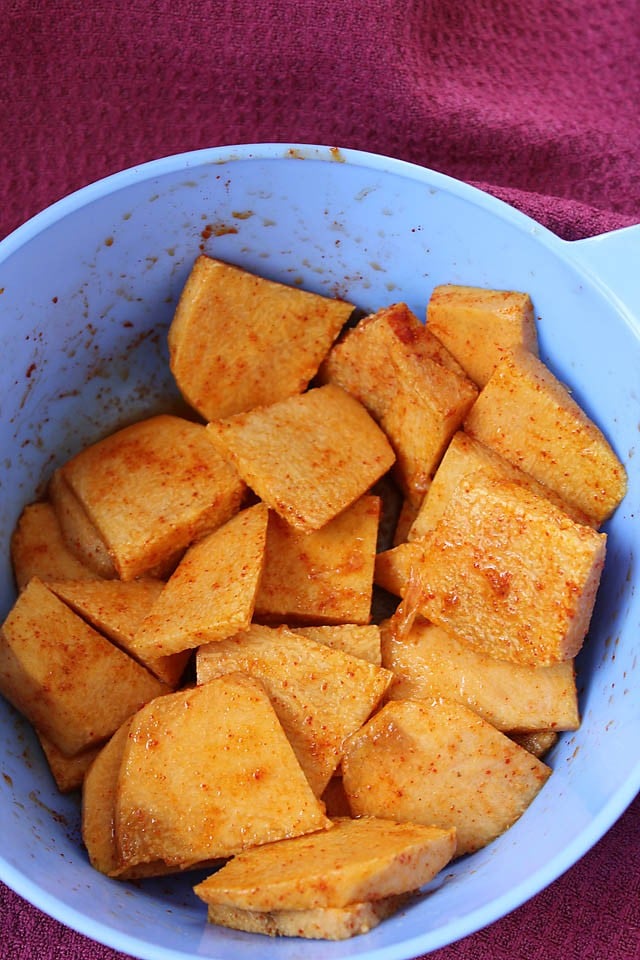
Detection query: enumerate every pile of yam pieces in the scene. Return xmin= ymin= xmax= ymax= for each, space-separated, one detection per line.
xmin=0 ymin=256 xmax=627 ymax=939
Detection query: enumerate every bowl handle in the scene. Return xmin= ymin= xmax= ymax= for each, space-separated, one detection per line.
xmin=568 ymin=224 xmax=640 ymax=329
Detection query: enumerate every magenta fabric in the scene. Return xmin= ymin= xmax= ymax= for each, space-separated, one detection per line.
xmin=1 ymin=1 xmax=639 ymax=958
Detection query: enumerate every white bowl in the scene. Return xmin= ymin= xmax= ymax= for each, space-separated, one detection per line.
xmin=1 ymin=144 xmax=638 ymax=960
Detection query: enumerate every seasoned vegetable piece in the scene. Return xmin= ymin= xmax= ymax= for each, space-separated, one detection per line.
xmin=382 ymin=618 xmax=580 ymax=732
xmin=464 ymin=347 xmax=627 ymax=525
xmin=196 ymin=624 xmax=393 ymax=796
xmin=47 ymin=578 xmax=188 ymax=687
xmin=254 ymin=497 xmax=380 ymax=625
xmin=408 ymin=430 xmax=594 ymax=541
xmin=194 ymin=817 xmax=456 ymax=910
xmin=10 ymin=501 xmax=97 ymax=589
xmin=0 ymin=578 xmax=167 ymax=757
xmin=58 ymin=414 xmax=245 ymax=580
xmin=203 ymin=895 xmax=411 ymax=940
xmin=115 ymin=673 xmax=330 ymax=870
xmin=427 ymin=284 xmax=538 ymax=387
xmin=82 ymin=720 xmax=178 ymax=880
xmin=375 ymin=473 xmax=606 ymax=665
xmin=130 ymin=503 xmax=269 ymax=660
xmin=320 ymin=302 xmax=477 ymax=504
xmin=207 ymin=384 xmax=395 ymax=532
xmin=168 ymin=255 xmax=354 ymax=420
xmin=49 ymin=471 xmax=117 ymax=578
xmin=342 ymin=698 xmax=550 ymax=855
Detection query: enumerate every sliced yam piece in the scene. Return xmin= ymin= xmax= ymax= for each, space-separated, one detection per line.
xmin=196 ymin=624 xmax=392 ymax=796
xmin=59 ymin=414 xmax=245 ymax=580
xmin=375 ymin=473 xmax=606 ymax=665
xmin=463 ymin=347 xmax=627 ymax=525
xmin=204 ymin=894 xmax=411 ymax=940
xmin=0 ymin=578 xmax=167 ymax=757
xmin=381 ymin=618 xmax=580 ymax=732
xmin=206 ymin=384 xmax=395 ymax=533
xmin=49 ymin=471 xmax=117 ymax=578
xmin=292 ymin=624 xmax=382 ymax=665
xmin=342 ymin=698 xmax=550 ymax=856
xmin=168 ymin=255 xmax=354 ymax=420
xmin=409 ymin=431 xmax=594 ymax=541
xmin=254 ymin=497 xmax=380 ymax=626
xmin=194 ymin=816 xmax=456 ymax=910
xmin=38 ymin=731 xmax=101 ymax=794
xmin=10 ymin=501 xmax=98 ymax=590
xmin=81 ymin=719 xmax=180 ymax=879
xmin=46 ymin=578 xmax=188 ymax=687
xmin=130 ymin=503 xmax=268 ymax=660
xmin=319 ymin=303 xmax=477 ymax=505
xmin=426 ymin=284 xmax=538 ymax=387
xmin=115 ymin=673 xmax=330 ymax=871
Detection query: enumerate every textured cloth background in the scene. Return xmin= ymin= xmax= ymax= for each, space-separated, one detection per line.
xmin=1 ymin=1 xmax=639 ymax=958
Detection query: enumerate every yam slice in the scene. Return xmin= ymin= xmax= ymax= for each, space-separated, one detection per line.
xmin=130 ymin=502 xmax=268 ymax=660
xmin=408 ymin=430 xmax=594 ymax=541
xmin=206 ymin=384 xmax=395 ymax=533
xmin=115 ymin=673 xmax=330 ymax=870
xmin=463 ymin=347 xmax=627 ymax=525
xmin=168 ymin=255 xmax=354 ymax=420
xmin=381 ymin=618 xmax=580 ymax=732
xmin=375 ymin=472 xmax=606 ymax=665
xmin=59 ymin=414 xmax=245 ymax=580
xmin=342 ymin=698 xmax=550 ymax=855
xmin=38 ymin=731 xmax=101 ymax=794
xmin=204 ymin=894 xmax=411 ymax=940
xmin=426 ymin=284 xmax=538 ymax=387
xmin=194 ymin=816 xmax=456 ymax=910
xmin=319 ymin=302 xmax=477 ymax=505
xmin=49 ymin=471 xmax=117 ymax=578
xmin=254 ymin=496 xmax=380 ymax=626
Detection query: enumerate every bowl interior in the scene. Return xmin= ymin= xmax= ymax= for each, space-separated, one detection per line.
xmin=0 ymin=145 xmax=638 ymax=960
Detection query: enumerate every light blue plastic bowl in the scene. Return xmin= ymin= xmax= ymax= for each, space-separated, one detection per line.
xmin=0 ymin=144 xmax=638 ymax=960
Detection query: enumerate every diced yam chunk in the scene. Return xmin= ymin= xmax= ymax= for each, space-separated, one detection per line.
xmin=292 ymin=624 xmax=382 ymax=665
xmin=254 ymin=497 xmax=380 ymax=625
xmin=463 ymin=348 xmax=627 ymax=525
xmin=168 ymin=255 xmax=354 ymax=420
xmin=130 ymin=503 xmax=268 ymax=660
xmin=49 ymin=471 xmax=117 ymax=578
xmin=38 ymin=731 xmax=100 ymax=794
xmin=196 ymin=624 xmax=392 ymax=796
xmin=342 ymin=698 xmax=550 ymax=855
xmin=320 ymin=303 xmax=477 ymax=504
xmin=381 ymin=618 xmax=579 ymax=732
xmin=194 ymin=817 xmax=456 ymax=910
xmin=0 ymin=578 xmax=167 ymax=756
xmin=58 ymin=414 xmax=245 ymax=580
xmin=427 ymin=284 xmax=538 ymax=387
xmin=204 ymin=894 xmax=411 ymax=940
xmin=375 ymin=473 xmax=606 ymax=665
xmin=47 ymin=578 xmax=188 ymax=687
xmin=115 ymin=673 xmax=330 ymax=870
xmin=409 ymin=431 xmax=593 ymax=541
xmin=207 ymin=384 xmax=395 ymax=532
xmin=10 ymin=501 xmax=97 ymax=589
xmin=82 ymin=720 xmax=179 ymax=879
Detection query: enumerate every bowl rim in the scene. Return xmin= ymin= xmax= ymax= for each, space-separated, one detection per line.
xmin=1 ymin=141 xmax=639 ymax=960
